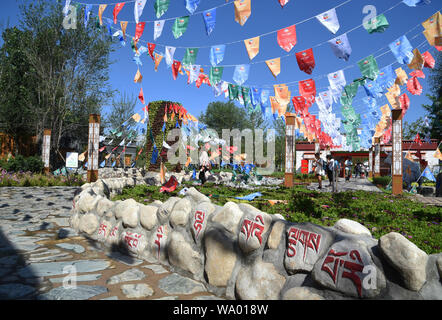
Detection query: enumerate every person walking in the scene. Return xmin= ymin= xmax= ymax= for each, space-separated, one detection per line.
xmin=326 ymin=154 xmax=338 ymax=192
xmin=313 ymin=153 xmax=326 ymax=189
xmin=344 ymin=157 xmax=353 ymax=181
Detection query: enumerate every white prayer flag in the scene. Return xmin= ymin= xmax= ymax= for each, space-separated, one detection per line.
xmin=154 ymin=20 xmax=165 ymax=40
xmin=188 ymin=64 xmax=200 ymax=84
xmin=134 ymin=0 xmax=147 ymax=24
xmin=165 ymin=46 xmax=176 ymax=68
xmin=316 ymin=8 xmax=340 ymax=34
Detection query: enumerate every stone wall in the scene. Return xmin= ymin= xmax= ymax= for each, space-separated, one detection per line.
xmin=70 ymin=178 xmax=442 ymax=300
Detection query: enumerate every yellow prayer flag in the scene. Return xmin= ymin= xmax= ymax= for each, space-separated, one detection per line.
xmin=244 ymin=36 xmax=260 ymax=60
xmin=269 ymin=96 xmax=279 ymax=115
xmin=274 ymin=84 xmax=290 ymax=105
xmin=380 ymin=104 xmax=391 ymax=117
xmin=78 ymin=151 xmax=86 ymax=162
xmin=160 ymin=162 xmax=166 ymax=185
xmin=265 ymin=58 xmax=281 ymax=78
xmin=134 ymin=70 xmax=142 ymax=83
xmin=132 ymin=113 xmax=141 ymax=123
xmin=278 ymin=103 xmax=288 ymax=117
xmin=185 ymin=157 xmax=191 ymax=168
xmin=120 ymin=21 xmax=128 ymax=39
xmin=154 ymin=53 xmax=163 ymax=72
xmin=99 ymin=4 xmax=107 ymax=26
xmin=405 ymin=151 xmax=414 ymax=162
xmin=422 ymin=11 xmax=442 ymax=38
xmin=407 ymin=48 xmax=424 ymax=70
xmin=395 ymin=67 xmax=408 ymax=86
xmin=434 ymin=148 xmax=442 ymax=161
xmin=234 ymin=0 xmax=251 ymax=26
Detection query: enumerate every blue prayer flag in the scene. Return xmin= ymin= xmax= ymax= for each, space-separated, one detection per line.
xmin=376 ymin=65 xmax=395 ymax=91
xmin=233 ymin=64 xmax=250 ymax=85
xmin=250 ymin=87 xmax=262 ymax=106
xmin=363 ymin=80 xmax=383 ymax=98
xmin=403 ymin=0 xmax=431 ymax=7
xmin=328 ymin=33 xmax=352 ymax=61
xmin=186 ymin=0 xmax=201 ymax=14
xmin=203 ymin=8 xmax=217 ymax=36
xmin=151 ymin=144 xmax=158 ymax=164
xmin=389 ymin=35 xmax=414 ymax=64
xmin=209 ymin=44 xmax=225 ymax=67
xmin=421 ymin=166 xmax=436 ymax=182
xmin=261 ymin=90 xmax=270 ymax=107
xmin=84 ymin=4 xmax=92 ymax=28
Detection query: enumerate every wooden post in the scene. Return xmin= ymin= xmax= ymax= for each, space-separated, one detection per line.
xmin=368 ymin=146 xmax=373 ymax=178
xmin=87 ymin=114 xmax=100 ymax=183
xmin=42 ymin=129 xmax=51 ymax=174
xmin=284 ymin=113 xmax=296 ymax=187
xmin=392 ymin=109 xmax=403 ymax=195
xmin=374 ymin=137 xmax=381 ymax=178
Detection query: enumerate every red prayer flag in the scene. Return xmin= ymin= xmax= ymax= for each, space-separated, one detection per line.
xmin=296 ymin=48 xmax=315 ymax=75
xmin=422 ymin=51 xmax=435 ymax=68
xmin=409 ymin=69 xmax=425 ymax=79
xmin=398 ymin=93 xmax=410 ymax=116
xmin=279 ymin=0 xmax=290 ymax=7
xmin=298 ymin=79 xmax=316 ymax=103
xmin=277 ymin=25 xmax=297 ymax=52
xmin=147 ymin=43 xmax=156 ymax=60
xmin=138 ymin=88 xmax=145 ymax=105
xmin=172 ymin=60 xmax=181 ymax=80
xmin=135 ymin=22 xmax=146 ymax=40
xmin=113 ymin=3 xmax=125 ymax=24
xmin=414 ymin=134 xmax=423 ymax=146
xmin=407 ymin=76 xmax=422 ymax=96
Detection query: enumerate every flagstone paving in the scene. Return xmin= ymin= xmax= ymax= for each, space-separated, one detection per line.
xmin=307 ymin=177 xmax=383 ymax=193
xmin=0 ymin=187 xmax=225 ymax=300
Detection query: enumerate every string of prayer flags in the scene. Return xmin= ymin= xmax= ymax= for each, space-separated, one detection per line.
xmin=134 ymin=69 xmax=142 ymax=83
xmin=120 ymin=21 xmax=128 ymax=39
xmin=364 ymin=14 xmax=389 ymax=34
xmin=277 ymin=24 xmax=297 ymax=52
xmin=135 ymin=22 xmax=146 ymax=40
xmin=328 ymin=33 xmax=352 ymax=61
xmin=138 ymin=88 xmax=145 ymax=105
xmin=233 ymin=64 xmax=250 ymax=85
xmin=265 ymin=58 xmax=281 ymax=78
xmin=186 ymin=0 xmax=201 ymax=14
xmin=407 ymin=48 xmax=424 ymax=70
xmin=182 ymin=48 xmax=199 ymax=66
xmin=154 ymin=0 xmax=170 ymax=19
xmin=154 ymin=53 xmax=163 ymax=71
xmin=210 ymin=45 xmax=226 ymax=67
xmin=154 ymin=20 xmax=165 ymax=40
xmin=209 ymin=66 xmax=224 ymax=85
xmin=113 ymin=3 xmax=125 ymax=24
xmin=389 ymin=35 xmax=414 ymax=64
xmin=422 ymin=51 xmax=435 ymax=68
xmin=172 ymin=16 xmax=190 ymax=39
xmin=165 ymin=46 xmax=176 ymax=68
xmin=228 ymin=83 xmax=240 ymax=100
xmin=203 ymin=8 xmax=217 ymax=35
xmin=98 ymin=4 xmax=107 ymax=26
xmin=244 ymin=36 xmax=260 ymax=60
xmin=296 ymin=48 xmax=315 ymax=75
xmin=358 ymin=55 xmax=379 ymax=80
xmin=407 ymin=76 xmax=423 ymax=95
xmin=278 ymin=0 xmax=290 ymax=7
xmin=234 ymin=0 xmax=252 ymax=26
xmin=134 ymin=0 xmax=147 ymax=24
xmin=316 ymin=8 xmax=340 ymax=34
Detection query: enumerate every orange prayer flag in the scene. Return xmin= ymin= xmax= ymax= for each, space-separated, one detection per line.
xmin=234 ymin=0 xmax=251 ymax=26
xmin=154 ymin=53 xmax=163 ymax=72
xmin=278 ymin=103 xmax=288 ymax=117
xmin=134 ymin=70 xmax=142 ymax=83
xmin=170 ymin=112 xmax=175 ymax=122
xmin=274 ymin=84 xmax=290 ymax=105
xmin=265 ymin=58 xmax=281 ymax=78
xmin=407 ymin=48 xmax=424 ymax=70
xmin=98 ymin=4 xmax=107 ymax=26
xmin=160 ymin=162 xmax=166 ymax=184
xmin=244 ymin=36 xmax=260 ymax=60
xmin=422 ymin=11 xmax=441 ymax=39
xmin=269 ymin=96 xmax=279 ymax=115
xmin=132 ymin=113 xmax=141 ymax=122
xmin=120 ymin=21 xmax=128 ymax=39
xmin=185 ymin=157 xmax=192 ymax=167
xmin=395 ymin=67 xmax=408 ymax=86
xmin=434 ymin=148 xmax=442 ymax=161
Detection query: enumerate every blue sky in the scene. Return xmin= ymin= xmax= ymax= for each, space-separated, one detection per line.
xmin=1 ymin=0 xmax=441 ymax=130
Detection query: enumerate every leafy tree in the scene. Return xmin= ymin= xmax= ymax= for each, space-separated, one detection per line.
xmin=403 ymin=117 xmax=427 ymax=140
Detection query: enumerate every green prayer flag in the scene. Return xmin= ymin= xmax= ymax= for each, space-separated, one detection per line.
xmin=358 ymin=55 xmax=379 ymax=80
xmin=154 ymin=0 xmax=170 ymax=19
xmin=209 ymin=66 xmax=224 ymax=85
xmin=344 ymin=82 xmax=360 ymax=100
xmin=228 ymin=83 xmax=239 ymax=100
xmin=241 ymin=86 xmax=251 ymax=106
xmin=172 ymin=16 xmax=189 ymax=39
xmin=182 ymin=48 xmax=199 ymax=66
xmin=340 ymin=91 xmax=353 ymax=106
xmin=364 ymin=14 xmax=389 ymax=34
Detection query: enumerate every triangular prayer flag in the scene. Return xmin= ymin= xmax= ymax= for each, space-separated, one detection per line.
xmin=154 ymin=53 xmax=163 ymax=71
xmin=244 ymin=36 xmax=260 ymax=60
xmin=113 ymin=3 xmax=125 ymax=24
xmin=187 ymin=64 xmax=200 ymax=84
xmin=358 ymin=55 xmax=379 ymax=80
xmin=389 ymin=35 xmax=414 ymax=64
xmin=228 ymin=83 xmax=240 ymax=100
xmin=269 ymin=96 xmax=280 ymax=116
xmin=279 ymin=0 xmax=290 ymax=8
xmin=265 ymin=58 xmax=281 ymax=78
xmin=299 ymin=79 xmax=316 ymax=103
xmin=316 ymin=8 xmax=340 ymax=34
xmin=120 ymin=21 xmax=128 ymax=39
xmin=277 ymin=24 xmax=297 ymax=52
xmin=203 ymin=8 xmax=217 ymax=35
xmin=154 ymin=20 xmax=165 ymax=40
xmin=407 ymin=76 xmax=423 ymax=95
xmin=172 ymin=16 xmax=189 ymax=39
xmin=364 ymin=14 xmax=389 ymax=34
xmin=296 ymin=48 xmax=315 ymax=75
xmin=154 ymin=0 xmax=170 ymax=19
xmin=165 ymin=46 xmax=176 ymax=68
xmin=233 ymin=64 xmax=250 ymax=85
xmin=186 ymin=0 xmax=201 ymax=14
xmin=210 ymin=45 xmax=226 ymax=67
xmin=234 ymin=0 xmax=252 ymax=26
xmin=250 ymin=87 xmax=262 ymax=106
xmin=182 ymin=48 xmax=199 ymax=66
xmin=132 ymin=113 xmax=142 ymax=123
xmin=328 ymin=70 xmax=346 ymax=89
xmin=328 ymin=33 xmax=352 ymax=61
xmin=422 ymin=51 xmax=435 ymax=68
xmin=134 ymin=0 xmax=147 ymax=24
xmin=134 ymin=69 xmax=142 ymax=83
xmin=209 ymin=66 xmax=224 ymax=85
xmin=434 ymin=148 xmax=442 ymax=161
xmin=274 ymin=84 xmax=290 ymax=105
xmin=135 ymin=22 xmax=146 ymax=40
xmin=138 ymin=88 xmax=145 ymax=105
xmin=147 ymin=43 xmax=156 ymax=60
xmin=172 ymin=60 xmax=181 ymax=80
xmin=407 ymin=48 xmax=424 ymax=70
xmin=98 ymin=4 xmax=107 ymax=26
xmin=84 ymin=4 xmax=93 ymax=28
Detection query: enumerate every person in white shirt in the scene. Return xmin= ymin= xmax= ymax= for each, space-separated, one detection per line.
xmin=344 ymin=157 xmax=353 ymax=181
xmin=313 ymin=153 xmax=325 ymax=189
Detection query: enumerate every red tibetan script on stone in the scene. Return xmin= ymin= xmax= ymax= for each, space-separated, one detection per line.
xmin=98 ymin=224 xmax=108 ymax=236
xmin=240 ymin=215 xmax=265 ymax=245
xmin=110 ymin=226 xmax=118 ymax=238
xmin=124 ymin=232 xmax=142 ymax=249
xmin=286 ymin=227 xmax=321 ymax=261
xmin=193 ymin=210 xmax=205 ymax=238
xmin=154 ymin=226 xmax=165 ymax=258
xmin=321 ymin=249 xmax=364 ymax=298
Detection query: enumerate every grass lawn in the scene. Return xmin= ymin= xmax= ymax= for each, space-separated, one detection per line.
xmin=113 ymin=181 xmax=441 ymax=255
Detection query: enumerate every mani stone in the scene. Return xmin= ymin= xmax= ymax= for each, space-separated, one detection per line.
xmin=77 ymin=189 xmax=98 ymax=213
xmin=167 ymin=231 xmax=203 ymax=278
xmin=334 ymin=219 xmax=372 ymax=236
xmin=282 ymin=287 xmax=324 ymax=300
xmin=96 ymin=219 xmax=113 ymax=242
xmin=211 ymin=202 xmax=244 ymax=235
xmin=95 ymin=197 xmax=114 ymax=217
xmin=379 ymin=232 xmax=428 ymax=291
xmin=184 ymin=187 xmax=211 ymax=204
xmin=91 ymin=179 xmax=110 ymax=198
xmin=267 ymin=221 xmax=285 ymax=250
xmin=122 ymin=204 xmax=140 ymax=229
xmin=79 ymin=213 xmax=99 ymax=235
xmin=157 ymin=197 xmax=181 ymax=224
xmin=238 ymin=207 xmax=272 ymax=254
xmin=106 ymin=268 xmax=146 ymax=285
xmin=114 ymin=199 xmax=138 ymax=220
xmin=312 ymin=240 xmax=385 ymax=299
xmin=121 ymin=284 xmax=154 ymax=299
xmin=204 ymin=229 xmax=237 ymax=287
xmin=235 ymin=259 xmax=286 ymax=300
xmin=139 ymin=205 xmax=159 ymax=231
xmin=170 ymin=198 xmax=192 ymax=228
xmin=190 ymin=202 xmax=215 ymax=243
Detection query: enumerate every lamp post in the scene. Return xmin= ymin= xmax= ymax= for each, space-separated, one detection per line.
xmin=87 ymin=114 xmax=100 ymax=183
xmin=42 ymin=129 xmax=51 ymax=174
xmin=284 ymin=113 xmax=296 ymax=187
xmin=392 ymin=109 xmax=403 ymax=195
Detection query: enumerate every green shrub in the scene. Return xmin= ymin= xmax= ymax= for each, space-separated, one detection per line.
xmin=372 ymin=176 xmax=391 ymax=187
xmin=1 ymin=155 xmax=44 ymax=173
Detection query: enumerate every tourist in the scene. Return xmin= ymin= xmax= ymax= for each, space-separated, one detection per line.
xmin=313 ymin=153 xmax=326 ymax=189
xmin=326 ymin=154 xmax=337 ymax=191
xmin=344 ymin=157 xmax=353 ymax=181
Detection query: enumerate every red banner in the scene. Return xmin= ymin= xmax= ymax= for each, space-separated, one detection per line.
xmin=277 ymin=24 xmax=297 ymax=52
xmin=135 ymin=22 xmax=146 ymax=40
xmin=113 ymin=3 xmax=125 ymax=24
xmin=296 ymin=48 xmax=315 ymax=75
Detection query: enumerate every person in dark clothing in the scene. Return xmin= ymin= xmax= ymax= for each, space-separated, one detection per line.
xmin=199 ymin=165 xmax=209 ymax=185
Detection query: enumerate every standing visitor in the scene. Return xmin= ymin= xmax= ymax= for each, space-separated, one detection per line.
xmin=326 ymin=154 xmax=338 ymax=192
xmin=313 ymin=153 xmax=325 ymax=189
xmin=344 ymin=157 xmax=353 ymax=181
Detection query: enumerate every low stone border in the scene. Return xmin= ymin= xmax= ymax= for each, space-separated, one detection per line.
xmin=70 ymin=178 xmax=442 ymax=300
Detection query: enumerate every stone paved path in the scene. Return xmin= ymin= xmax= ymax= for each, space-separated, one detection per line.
xmin=306 ymin=177 xmax=382 ymax=193
xmin=0 ymin=187 xmax=225 ymax=300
